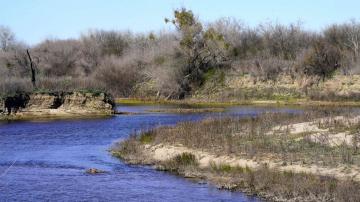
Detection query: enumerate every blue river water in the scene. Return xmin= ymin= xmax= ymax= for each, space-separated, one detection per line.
xmin=0 ymin=105 xmax=300 ymax=201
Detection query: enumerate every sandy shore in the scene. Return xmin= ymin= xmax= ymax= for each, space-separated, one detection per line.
xmin=142 ymin=143 xmax=360 ymax=182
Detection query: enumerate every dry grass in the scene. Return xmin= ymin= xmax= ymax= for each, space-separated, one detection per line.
xmin=208 ymin=164 xmax=360 ymax=201
xmin=113 ymin=145 xmax=360 ymax=201
xmin=195 ymin=74 xmax=360 ymax=103
xmin=112 ymin=109 xmax=360 ymax=201
xmin=134 ymin=110 xmax=360 ymax=166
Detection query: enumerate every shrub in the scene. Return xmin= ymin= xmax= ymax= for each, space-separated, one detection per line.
xmin=81 ymin=30 xmax=131 ymax=57
xmin=173 ymin=153 xmax=197 ymax=166
xmin=33 ymin=39 xmax=82 ymax=77
xmin=162 ymin=152 xmax=198 ymax=172
xmin=0 ymin=77 xmax=32 ymax=96
xmin=139 ymin=130 xmax=154 ymax=144
xmin=210 ymin=162 xmax=246 ymax=173
xmin=112 ymin=135 xmax=141 ymax=158
xmin=297 ymin=39 xmax=341 ymax=81
xmin=93 ymin=55 xmax=144 ymax=97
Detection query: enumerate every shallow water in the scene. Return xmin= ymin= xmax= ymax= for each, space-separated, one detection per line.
xmin=0 ymin=105 xmax=299 ymax=201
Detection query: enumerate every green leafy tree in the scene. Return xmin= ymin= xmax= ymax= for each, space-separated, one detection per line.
xmin=165 ymin=8 xmax=230 ymax=98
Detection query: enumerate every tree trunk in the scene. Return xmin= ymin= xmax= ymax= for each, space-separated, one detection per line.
xmin=26 ymin=49 xmax=36 ymax=89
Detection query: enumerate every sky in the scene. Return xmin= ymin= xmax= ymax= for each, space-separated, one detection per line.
xmin=1 ymin=0 xmax=360 ymax=45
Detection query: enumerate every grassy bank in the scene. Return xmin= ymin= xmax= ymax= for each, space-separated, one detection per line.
xmin=112 ymin=110 xmax=360 ymax=201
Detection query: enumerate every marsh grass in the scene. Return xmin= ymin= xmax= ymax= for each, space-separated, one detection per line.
xmin=112 ymin=108 xmax=360 ymax=201
xmin=205 ymin=163 xmax=360 ymax=201
xmin=210 ymin=162 xmax=250 ymax=174
xmin=136 ymin=110 xmax=360 ymax=166
xmin=160 ymin=153 xmax=199 ymax=172
xmin=139 ymin=131 xmax=154 ymax=144
xmin=116 ymin=108 xmax=360 ymax=167
xmin=111 ymin=135 xmax=144 ymax=163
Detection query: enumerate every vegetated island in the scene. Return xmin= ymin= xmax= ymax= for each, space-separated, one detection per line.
xmin=0 ymin=91 xmax=115 ymax=121
xmin=111 ymin=110 xmax=360 ymax=201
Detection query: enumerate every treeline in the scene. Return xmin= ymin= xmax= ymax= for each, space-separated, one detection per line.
xmin=1 ymin=8 xmax=360 ymax=98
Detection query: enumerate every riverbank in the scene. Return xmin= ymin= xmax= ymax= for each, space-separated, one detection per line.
xmin=117 ymin=97 xmax=360 ymax=108
xmin=118 ymin=74 xmax=360 ymax=108
xmin=112 ymin=111 xmax=360 ymax=201
xmin=0 ymin=91 xmax=115 ymax=121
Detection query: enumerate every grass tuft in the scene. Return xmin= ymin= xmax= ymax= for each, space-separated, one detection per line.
xmin=139 ymin=131 xmax=155 ymax=144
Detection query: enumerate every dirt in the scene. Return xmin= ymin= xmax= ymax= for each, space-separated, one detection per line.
xmin=0 ymin=92 xmax=115 ymax=120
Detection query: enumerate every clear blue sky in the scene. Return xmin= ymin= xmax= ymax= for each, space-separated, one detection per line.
xmin=1 ymin=0 xmax=360 ymax=45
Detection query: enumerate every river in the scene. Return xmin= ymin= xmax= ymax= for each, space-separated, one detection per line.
xmin=0 ymin=104 xmax=299 ymax=201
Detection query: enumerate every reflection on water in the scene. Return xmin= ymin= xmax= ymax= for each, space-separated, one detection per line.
xmin=0 ymin=104 xmax=300 ymax=201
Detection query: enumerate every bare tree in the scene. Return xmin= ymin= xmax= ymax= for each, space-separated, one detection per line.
xmin=0 ymin=26 xmax=15 ymax=51
xmin=344 ymin=20 xmax=360 ymax=60
xmin=33 ymin=39 xmax=82 ymax=77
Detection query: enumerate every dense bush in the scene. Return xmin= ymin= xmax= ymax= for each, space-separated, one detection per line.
xmin=93 ymin=56 xmax=144 ymax=97
xmin=33 ymin=39 xmax=83 ymax=77
xmin=297 ymin=39 xmax=341 ymax=81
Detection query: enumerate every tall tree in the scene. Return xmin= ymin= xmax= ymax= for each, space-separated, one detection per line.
xmin=166 ymin=8 xmax=230 ymax=98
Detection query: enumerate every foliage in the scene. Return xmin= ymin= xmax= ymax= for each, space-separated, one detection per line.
xmin=298 ymin=39 xmax=341 ymax=80
xmin=161 ymin=152 xmax=198 ymax=172
xmin=165 ymin=8 xmax=230 ymax=98
xmin=1 ymin=9 xmax=360 ymax=98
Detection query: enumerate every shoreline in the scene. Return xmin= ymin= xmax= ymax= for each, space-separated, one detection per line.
xmin=116 ymin=97 xmax=360 ymax=107
xmin=133 ymin=143 xmax=360 ymax=182
xmin=0 ymin=112 xmax=114 ymax=122
xmin=0 ymin=91 xmax=115 ymax=121
xmin=112 ymin=142 xmax=360 ymax=201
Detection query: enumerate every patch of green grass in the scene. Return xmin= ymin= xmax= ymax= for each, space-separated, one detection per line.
xmin=210 ymin=162 xmax=248 ymax=173
xmin=33 ymin=88 xmax=52 ymax=94
xmin=139 ymin=131 xmax=154 ymax=144
xmin=173 ymin=152 xmax=198 ymax=166
xmin=271 ymin=93 xmax=300 ymax=102
xmin=116 ymin=98 xmax=165 ymax=105
xmin=161 ymin=152 xmax=199 ymax=172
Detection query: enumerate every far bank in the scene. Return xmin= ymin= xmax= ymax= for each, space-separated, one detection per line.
xmin=0 ymin=91 xmax=115 ymax=121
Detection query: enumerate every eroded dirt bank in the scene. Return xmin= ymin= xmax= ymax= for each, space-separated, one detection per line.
xmin=0 ymin=92 xmax=115 ymax=120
